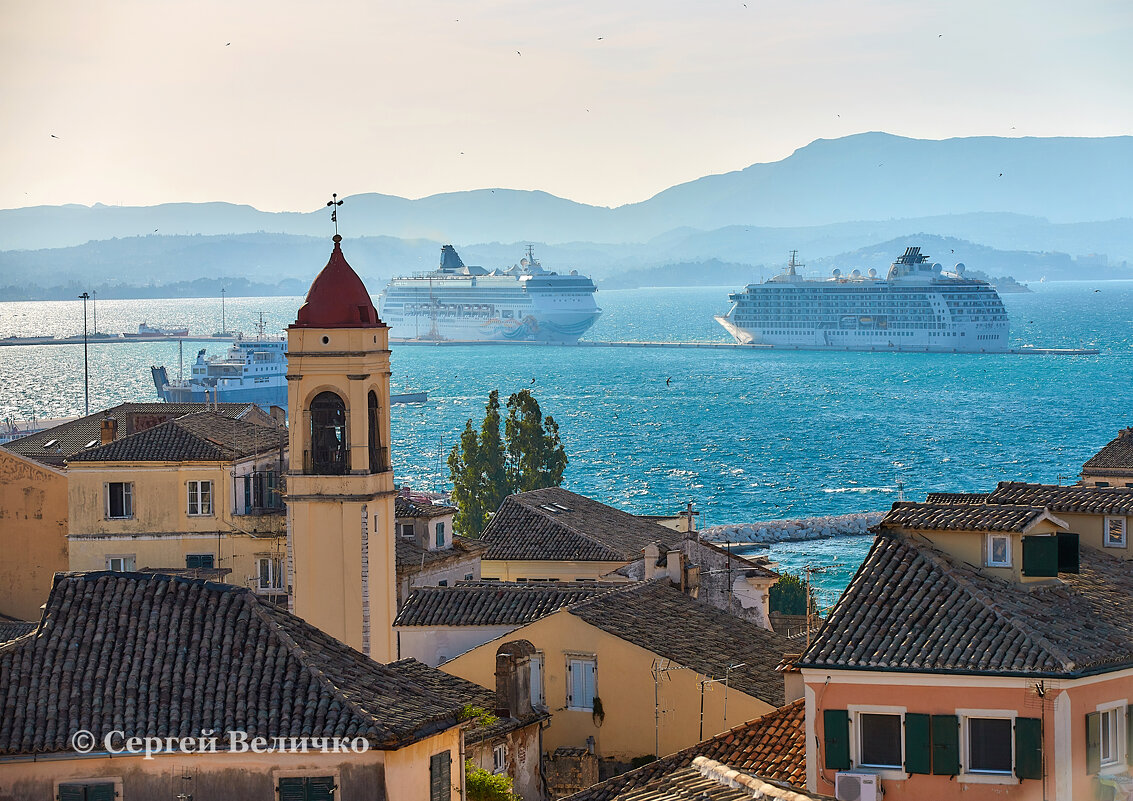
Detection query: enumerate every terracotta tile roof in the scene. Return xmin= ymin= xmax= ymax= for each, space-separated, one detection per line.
xmin=481 ymin=487 xmax=681 ymax=562
xmin=799 ymin=533 xmax=1133 ymax=677
xmin=395 ymin=495 xmax=457 ymax=519
xmin=563 ymin=701 xmax=808 ymax=801
xmin=386 ymin=657 xmax=549 ymax=745
xmin=395 ymin=536 xmax=489 ymax=578
xmin=3 ymin=402 xmax=264 ymax=467
xmin=569 ymin=582 xmax=789 ymax=706
xmin=923 ymin=492 xmax=991 ymax=504
xmin=66 ymin=411 xmax=287 ymax=463
xmin=0 ymin=572 xmax=472 ymax=755
xmin=393 ymin=581 xmax=614 ymax=627
xmin=1082 ymin=427 xmax=1133 ymax=476
xmin=987 ymin=481 xmax=1133 ymax=515
xmin=880 ymin=501 xmax=1061 ymax=533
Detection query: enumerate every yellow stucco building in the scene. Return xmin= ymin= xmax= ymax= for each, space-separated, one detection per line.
xmin=0 ymin=448 xmax=68 ymax=620
xmin=442 ymin=581 xmax=790 ymax=764
xmin=64 ymin=411 xmax=289 ymax=601
xmin=285 ymin=234 xmax=398 ymax=662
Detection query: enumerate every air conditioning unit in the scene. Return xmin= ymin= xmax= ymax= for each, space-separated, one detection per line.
xmin=834 ymin=771 xmax=881 ymax=801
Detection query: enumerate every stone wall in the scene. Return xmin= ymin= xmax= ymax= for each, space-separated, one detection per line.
xmin=545 ymin=747 xmax=598 ymax=799
xmin=701 ymin=512 xmax=884 ymax=545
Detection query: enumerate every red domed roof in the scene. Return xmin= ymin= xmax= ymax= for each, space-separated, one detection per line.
xmin=292 ymin=236 xmax=384 ymax=329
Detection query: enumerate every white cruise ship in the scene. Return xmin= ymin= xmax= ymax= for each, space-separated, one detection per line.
xmin=378 ymin=245 xmax=601 ymax=343
xmin=715 ymin=247 xmax=1010 ymax=351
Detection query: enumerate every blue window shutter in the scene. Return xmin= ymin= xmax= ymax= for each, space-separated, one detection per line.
xmin=823 ymin=709 xmax=850 ymax=770
xmin=1014 ymin=717 xmax=1042 ymax=780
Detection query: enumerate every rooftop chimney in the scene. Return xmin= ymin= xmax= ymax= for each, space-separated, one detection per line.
xmin=100 ymin=418 xmax=118 ymax=445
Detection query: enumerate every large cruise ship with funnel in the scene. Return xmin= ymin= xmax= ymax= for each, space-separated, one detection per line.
xmin=715 ymin=247 xmax=1010 ymax=351
xmin=378 ymin=245 xmax=601 ymax=343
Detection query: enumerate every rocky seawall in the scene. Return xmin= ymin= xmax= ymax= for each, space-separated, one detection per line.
xmin=701 ymin=512 xmax=884 ymax=545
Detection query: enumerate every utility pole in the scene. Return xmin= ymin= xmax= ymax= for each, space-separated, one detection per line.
xmin=78 ymin=292 xmax=90 ymax=415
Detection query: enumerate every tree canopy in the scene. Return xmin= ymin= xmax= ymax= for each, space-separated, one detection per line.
xmin=448 ymin=389 xmax=567 ymax=537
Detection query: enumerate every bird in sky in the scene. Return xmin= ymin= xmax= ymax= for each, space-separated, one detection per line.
xmin=666 ymin=377 xmax=672 ymax=386
xmin=530 ymin=378 xmax=536 ymax=384
xmin=50 ymin=134 xmax=59 ymax=139
xmin=226 ymin=42 xmax=231 ymax=46
xmin=517 ymin=50 xmax=521 ymax=55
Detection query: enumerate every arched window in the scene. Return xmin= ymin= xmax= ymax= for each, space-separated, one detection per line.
xmin=309 ymin=391 xmax=347 ymax=474
xmin=367 ymin=390 xmax=387 ymax=473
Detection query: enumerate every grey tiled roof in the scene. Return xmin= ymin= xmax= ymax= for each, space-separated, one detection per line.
xmin=987 ymin=481 xmax=1133 ymax=515
xmin=1082 ymin=427 xmax=1133 ymax=476
xmin=481 ymin=487 xmax=681 ymax=562
xmin=569 ymin=582 xmax=788 ymax=706
xmin=564 ymin=700 xmax=807 ymax=801
xmin=799 ymin=534 xmax=1133 ymax=677
xmin=394 ymin=581 xmax=615 ymax=627
xmin=386 ymin=658 xmax=549 ymax=745
xmin=66 ymin=411 xmax=287 ymax=463
xmin=923 ymin=492 xmax=991 ymax=504
xmin=395 ymin=536 xmax=489 ymax=578
xmin=880 ymin=501 xmax=1058 ymax=533
xmin=3 ymin=402 xmax=264 ymax=466
xmin=0 ymin=572 xmax=472 ymax=755
xmin=0 ymin=620 xmax=36 ymax=645
xmin=395 ymin=495 xmax=457 ymax=519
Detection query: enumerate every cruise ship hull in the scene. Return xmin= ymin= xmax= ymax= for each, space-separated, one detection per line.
xmin=717 ymin=248 xmax=1011 ymax=353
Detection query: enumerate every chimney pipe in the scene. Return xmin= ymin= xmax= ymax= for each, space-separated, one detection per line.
xmin=100 ymin=418 xmax=118 ymax=445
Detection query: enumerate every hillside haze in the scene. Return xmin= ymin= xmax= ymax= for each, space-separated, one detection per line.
xmin=4 ymin=133 xmax=1132 ymax=252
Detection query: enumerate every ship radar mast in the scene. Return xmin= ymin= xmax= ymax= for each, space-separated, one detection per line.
xmin=786 ymin=250 xmax=803 ymax=276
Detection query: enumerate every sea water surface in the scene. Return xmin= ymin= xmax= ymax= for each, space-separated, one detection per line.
xmin=1 ymin=280 xmax=1130 ymax=603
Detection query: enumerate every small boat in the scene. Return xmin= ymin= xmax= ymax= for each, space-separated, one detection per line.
xmin=124 ymin=322 xmax=190 ymax=338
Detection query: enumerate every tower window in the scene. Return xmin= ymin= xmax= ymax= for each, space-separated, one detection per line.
xmin=309 ymin=391 xmax=347 ymax=474
xmin=368 ymin=390 xmax=388 ymax=473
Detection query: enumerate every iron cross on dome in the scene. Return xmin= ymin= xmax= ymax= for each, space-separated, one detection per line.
xmin=327 ymin=193 xmax=344 ymax=236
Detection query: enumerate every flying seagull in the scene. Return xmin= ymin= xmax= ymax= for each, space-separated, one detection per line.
xmin=50 ymin=134 xmax=59 ymax=139
xmin=530 ymin=378 xmax=536 ymax=384
xmin=666 ymin=377 xmax=672 ymax=386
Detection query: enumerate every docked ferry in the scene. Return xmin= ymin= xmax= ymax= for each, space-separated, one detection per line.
xmin=715 ymin=247 xmax=1010 ymax=351
xmin=151 ymin=327 xmax=288 ymax=408
xmin=378 ymin=245 xmax=601 ymax=342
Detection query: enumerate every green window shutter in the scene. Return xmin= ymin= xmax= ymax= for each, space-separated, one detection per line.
xmin=1057 ymin=532 xmax=1080 ymax=574
xmin=86 ymin=786 xmax=115 ymax=801
xmin=931 ymin=714 xmax=960 ymax=775
xmin=823 ymin=709 xmax=851 ymax=770
xmin=1014 ymin=717 xmax=1042 ymax=780
xmin=904 ymin=712 xmax=931 ymax=774
xmin=1022 ymin=535 xmax=1058 ymax=578
xmin=58 ymin=786 xmax=87 ymax=801
xmin=1086 ymin=711 xmax=1101 ymax=774
xmin=430 ymin=751 xmax=451 ymax=801
xmin=306 ymin=776 xmax=335 ymax=801
xmin=279 ymin=777 xmax=307 ymax=801
xmin=1127 ymin=705 xmax=1133 ymax=767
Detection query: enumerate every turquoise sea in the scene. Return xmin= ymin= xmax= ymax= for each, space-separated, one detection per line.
xmin=1 ymin=280 xmax=1130 ymax=603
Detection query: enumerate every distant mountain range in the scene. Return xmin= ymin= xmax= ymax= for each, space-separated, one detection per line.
xmin=1 ymin=132 xmax=1131 ymax=296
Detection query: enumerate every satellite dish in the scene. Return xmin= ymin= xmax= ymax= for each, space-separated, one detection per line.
xmin=570 ymin=269 xmax=578 ymax=276
xmin=955 ymin=263 xmax=966 ymax=275
xmin=520 ymin=258 xmax=529 ymax=266
xmin=851 ymin=269 xmax=861 ymax=278
xmin=932 ymin=263 xmax=943 ymax=271
xmin=867 ymin=268 xmax=878 ymax=278
xmin=832 ymin=268 xmax=841 ymax=278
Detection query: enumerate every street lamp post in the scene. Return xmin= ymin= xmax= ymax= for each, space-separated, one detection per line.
xmin=78 ymin=292 xmax=90 ymax=415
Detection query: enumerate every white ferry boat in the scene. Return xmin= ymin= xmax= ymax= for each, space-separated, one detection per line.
xmin=715 ymin=247 xmax=1010 ymax=351
xmin=151 ymin=321 xmax=288 ymax=408
xmin=378 ymin=245 xmax=601 ymax=343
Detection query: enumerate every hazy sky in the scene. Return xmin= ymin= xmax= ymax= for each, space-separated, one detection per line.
xmin=2 ymin=0 xmax=1131 ymax=212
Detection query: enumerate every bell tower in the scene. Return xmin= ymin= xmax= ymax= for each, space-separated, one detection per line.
xmin=286 ymin=232 xmax=396 ymax=661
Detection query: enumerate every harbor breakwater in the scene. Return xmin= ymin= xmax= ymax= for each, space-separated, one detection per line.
xmin=701 ymin=512 xmax=885 ymax=546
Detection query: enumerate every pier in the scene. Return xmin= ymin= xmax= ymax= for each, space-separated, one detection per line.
xmin=390 ymin=339 xmax=1101 ymax=356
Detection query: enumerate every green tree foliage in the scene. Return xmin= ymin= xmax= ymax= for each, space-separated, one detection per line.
xmin=448 ymin=389 xmax=568 ymax=537
xmin=504 ymin=390 xmax=567 ymax=493
xmin=769 ymin=573 xmax=818 ymax=615
xmin=465 ymin=759 xmax=519 ymax=801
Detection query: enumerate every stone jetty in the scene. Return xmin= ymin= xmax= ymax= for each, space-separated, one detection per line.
xmin=701 ymin=511 xmax=884 ymax=545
